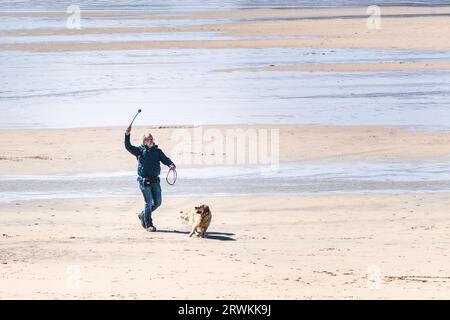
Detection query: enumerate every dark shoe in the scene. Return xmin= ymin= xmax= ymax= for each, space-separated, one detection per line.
xmin=138 ymin=213 xmax=145 ymax=228
xmin=146 ymin=226 xmax=157 ymax=232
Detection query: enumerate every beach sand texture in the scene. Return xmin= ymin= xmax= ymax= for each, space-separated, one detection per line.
xmin=1 ymin=7 xmax=450 ymax=52
xmin=1 ymin=125 xmax=450 ymax=175
xmin=2 ymin=193 xmax=450 ymax=299
xmin=1 ymin=5 xmax=450 ymax=299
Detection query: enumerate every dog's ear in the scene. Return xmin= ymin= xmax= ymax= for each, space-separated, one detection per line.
xmin=202 ymin=205 xmax=210 ymax=213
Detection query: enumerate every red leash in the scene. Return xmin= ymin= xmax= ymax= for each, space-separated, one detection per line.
xmin=166 ymin=167 xmax=177 ymax=185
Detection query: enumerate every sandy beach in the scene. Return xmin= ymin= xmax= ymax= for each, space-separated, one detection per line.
xmin=1 ymin=125 xmax=450 ymax=175
xmin=2 ymin=3 xmax=450 ymax=299
xmin=217 ymin=61 xmax=450 ymax=73
xmin=0 ymin=125 xmax=450 ymax=175
xmin=1 ymin=193 xmax=449 ymax=299
xmin=1 ymin=7 xmax=450 ymax=52
xmin=1 ymin=124 xmax=450 ymax=299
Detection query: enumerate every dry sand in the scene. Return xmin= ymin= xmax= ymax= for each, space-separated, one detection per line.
xmin=1 ymin=125 xmax=450 ymax=175
xmin=1 ymin=193 xmax=449 ymax=299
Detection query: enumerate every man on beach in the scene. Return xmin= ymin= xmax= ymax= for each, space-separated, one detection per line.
xmin=124 ymin=126 xmax=176 ymax=232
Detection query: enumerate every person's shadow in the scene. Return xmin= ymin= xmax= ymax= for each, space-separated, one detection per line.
xmin=157 ymin=229 xmax=236 ymax=241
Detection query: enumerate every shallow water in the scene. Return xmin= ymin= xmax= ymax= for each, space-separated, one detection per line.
xmin=1 ymin=48 xmax=450 ymax=129
xmin=1 ymin=1 xmax=449 ymax=11
xmin=1 ymin=161 xmax=450 ymax=202
xmin=0 ymin=32 xmax=233 ymax=44
xmin=1 ymin=0 xmax=450 ymax=130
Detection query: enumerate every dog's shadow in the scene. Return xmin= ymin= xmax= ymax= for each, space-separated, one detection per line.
xmin=157 ymin=229 xmax=236 ymax=241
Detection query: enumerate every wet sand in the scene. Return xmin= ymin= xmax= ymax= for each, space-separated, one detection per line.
xmin=2 ymin=6 xmax=450 ymax=19
xmin=1 ymin=193 xmax=449 ymax=299
xmin=1 ymin=7 xmax=450 ymax=51
xmin=2 ymin=125 xmax=450 ymax=175
xmin=216 ymin=61 xmax=450 ymax=73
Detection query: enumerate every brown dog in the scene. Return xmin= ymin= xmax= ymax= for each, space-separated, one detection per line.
xmin=180 ymin=204 xmax=212 ymax=238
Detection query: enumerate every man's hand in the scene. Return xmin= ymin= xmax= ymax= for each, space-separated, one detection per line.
xmin=125 ymin=126 xmax=132 ymax=136
xmin=170 ymin=164 xmax=176 ymax=169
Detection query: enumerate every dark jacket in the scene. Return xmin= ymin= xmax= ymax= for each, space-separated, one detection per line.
xmin=124 ymin=134 xmax=174 ymax=179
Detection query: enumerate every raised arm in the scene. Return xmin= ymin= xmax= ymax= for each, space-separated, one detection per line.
xmin=124 ymin=127 xmax=141 ymax=158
